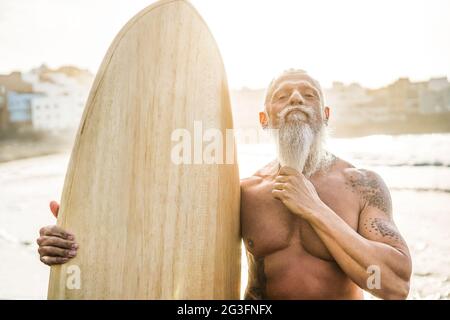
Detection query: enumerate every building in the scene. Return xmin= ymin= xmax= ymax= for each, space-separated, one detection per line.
xmin=0 ymin=71 xmax=32 ymax=93
xmin=6 ymin=91 xmax=39 ymax=128
xmin=324 ymin=82 xmax=374 ymax=124
xmin=0 ymin=71 xmax=35 ymax=130
xmin=385 ymin=78 xmax=421 ymax=114
xmin=0 ymin=85 xmax=8 ymax=131
xmin=0 ymin=65 xmax=92 ymax=133
xmin=21 ymin=65 xmax=92 ymax=132
xmin=31 ymin=94 xmax=86 ymax=131
xmin=428 ymin=77 xmax=449 ymax=92
xmin=418 ymin=77 xmax=450 ymax=114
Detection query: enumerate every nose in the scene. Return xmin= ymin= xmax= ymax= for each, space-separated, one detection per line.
xmin=288 ymin=90 xmax=304 ymax=105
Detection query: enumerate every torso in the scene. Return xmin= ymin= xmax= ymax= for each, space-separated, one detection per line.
xmin=240 ymin=157 xmax=364 ymax=299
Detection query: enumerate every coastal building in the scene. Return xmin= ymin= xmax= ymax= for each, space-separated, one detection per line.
xmin=419 ymin=77 xmax=450 ymax=114
xmin=384 ymin=78 xmax=420 ymax=113
xmin=23 ymin=65 xmax=92 ymax=132
xmin=0 ymin=71 xmax=35 ymax=130
xmin=0 ymin=71 xmax=32 ymax=93
xmin=31 ymin=94 xmax=86 ymax=131
xmin=325 ymin=77 xmax=450 ymax=124
xmin=0 ymin=85 xmax=8 ymax=131
xmin=324 ymin=82 xmax=374 ymax=124
xmin=6 ymin=91 xmax=39 ymax=128
xmin=427 ymin=77 xmax=449 ymax=92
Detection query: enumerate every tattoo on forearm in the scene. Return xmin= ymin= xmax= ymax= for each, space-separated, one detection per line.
xmin=363 ymin=218 xmax=401 ymax=241
xmin=346 ymin=170 xmax=392 ymax=215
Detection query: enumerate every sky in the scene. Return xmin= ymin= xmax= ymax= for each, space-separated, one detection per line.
xmin=0 ymin=0 xmax=449 ymax=89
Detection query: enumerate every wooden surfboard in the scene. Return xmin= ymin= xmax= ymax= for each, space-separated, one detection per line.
xmin=47 ymin=0 xmax=241 ymax=299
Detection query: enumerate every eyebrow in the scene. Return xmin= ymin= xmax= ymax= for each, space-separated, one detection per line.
xmin=272 ymin=81 xmax=320 ymax=99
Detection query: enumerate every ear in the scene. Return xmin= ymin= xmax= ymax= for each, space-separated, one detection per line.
xmin=259 ymin=111 xmax=269 ymax=128
xmin=324 ymin=106 xmax=330 ymax=122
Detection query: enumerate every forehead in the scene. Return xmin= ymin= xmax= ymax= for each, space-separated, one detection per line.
xmin=272 ymin=74 xmax=320 ymax=94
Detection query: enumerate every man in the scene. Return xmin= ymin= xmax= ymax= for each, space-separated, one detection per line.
xmin=37 ymin=69 xmax=412 ymax=299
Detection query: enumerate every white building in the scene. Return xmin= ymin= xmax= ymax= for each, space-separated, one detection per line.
xmin=427 ymin=77 xmax=449 ymax=92
xmin=324 ymin=82 xmax=374 ymax=124
xmin=22 ymin=65 xmax=93 ymax=131
xmin=31 ymin=95 xmax=86 ymax=131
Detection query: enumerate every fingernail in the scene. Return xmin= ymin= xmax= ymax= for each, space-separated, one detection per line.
xmin=67 ymin=235 xmax=75 ymax=241
xmin=71 ymin=243 xmax=78 ymax=249
xmin=68 ymin=250 xmax=77 ymax=257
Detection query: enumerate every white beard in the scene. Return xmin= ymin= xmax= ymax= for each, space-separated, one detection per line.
xmin=270 ymin=106 xmax=329 ymax=177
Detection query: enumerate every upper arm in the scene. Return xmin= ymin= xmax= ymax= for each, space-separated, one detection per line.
xmin=349 ymin=169 xmax=409 ymax=254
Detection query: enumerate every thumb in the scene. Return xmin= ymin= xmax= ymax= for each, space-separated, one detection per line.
xmin=49 ymin=201 xmax=60 ymax=218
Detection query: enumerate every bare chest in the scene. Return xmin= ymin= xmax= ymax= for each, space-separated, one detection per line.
xmin=241 ymin=176 xmax=361 ymax=260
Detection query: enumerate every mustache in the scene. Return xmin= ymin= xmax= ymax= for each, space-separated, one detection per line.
xmin=277 ymin=105 xmax=315 ymax=122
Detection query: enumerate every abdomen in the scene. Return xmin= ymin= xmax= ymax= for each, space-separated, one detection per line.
xmin=263 ymin=244 xmax=362 ymax=299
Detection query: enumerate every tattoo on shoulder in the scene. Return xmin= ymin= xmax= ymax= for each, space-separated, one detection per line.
xmin=363 ymin=217 xmax=401 ymax=241
xmin=345 ymin=170 xmax=392 ymax=215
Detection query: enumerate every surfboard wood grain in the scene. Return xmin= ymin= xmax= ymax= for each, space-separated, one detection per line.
xmin=47 ymin=0 xmax=241 ymax=299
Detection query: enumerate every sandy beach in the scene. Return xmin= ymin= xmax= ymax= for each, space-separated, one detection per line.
xmin=1 ymin=135 xmax=450 ymax=299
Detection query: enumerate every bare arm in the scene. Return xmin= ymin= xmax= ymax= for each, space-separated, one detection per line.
xmin=273 ymin=167 xmax=412 ymax=299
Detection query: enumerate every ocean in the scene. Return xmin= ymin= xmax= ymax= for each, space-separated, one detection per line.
xmin=238 ymin=133 xmax=450 ymax=192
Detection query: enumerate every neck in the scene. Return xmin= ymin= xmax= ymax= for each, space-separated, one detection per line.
xmin=276 ymin=149 xmax=335 ymax=177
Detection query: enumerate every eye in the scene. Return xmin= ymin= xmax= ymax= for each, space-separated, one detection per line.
xmin=305 ymin=94 xmax=315 ymax=99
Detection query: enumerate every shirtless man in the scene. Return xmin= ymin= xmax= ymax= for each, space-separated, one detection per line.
xmin=37 ymin=69 xmax=412 ymax=300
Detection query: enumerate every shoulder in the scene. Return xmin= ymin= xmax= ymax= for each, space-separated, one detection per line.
xmin=240 ymin=176 xmax=263 ymax=191
xmin=342 ymin=167 xmax=392 ymax=215
xmin=240 ymin=159 xmax=278 ymax=191
xmin=239 ymin=159 xmax=279 ymax=200
xmin=343 ymin=167 xmax=388 ymax=191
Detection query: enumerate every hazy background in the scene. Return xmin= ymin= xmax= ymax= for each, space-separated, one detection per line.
xmin=0 ymin=0 xmax=449 ymax=300
xmin=1 ymin=0 xmax=450 ymax=89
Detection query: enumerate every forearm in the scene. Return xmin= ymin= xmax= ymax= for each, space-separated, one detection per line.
xmin=305 ymin=203 xmax=410 ymax=299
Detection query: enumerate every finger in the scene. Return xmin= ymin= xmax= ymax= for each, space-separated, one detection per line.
xmin=279 ymin=166 xmax=300 ymax=176
xmin=49 ymin=201 xmax=60 ymax=218
xmin=272 ymin=189 xmax=284 ymax=200
xmin=275 ymin=175 xmax=289 ymax=183
xmin=40 ymin=256 xmax=69 ymax=266
xmin=41 ymin=225 xmax=75 ymax=240
xmin=38 ymin=246 xmax=77 ymax=258
xmin=273 ymin=183 xmax=285 ymax=190
xmin=36 ymin=236 xmax=77 ymax=250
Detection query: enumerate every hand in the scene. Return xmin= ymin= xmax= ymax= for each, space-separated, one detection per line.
xmin=272 ymin=166 xmax=324 ymax=219
xmin=36 ymin=201 xmax=78 ymax=266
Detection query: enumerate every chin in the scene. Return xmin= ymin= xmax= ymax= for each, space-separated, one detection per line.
xmin=286 ymin=118 xmax=308 ymax=126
